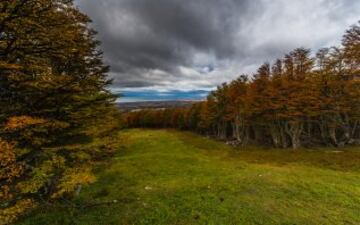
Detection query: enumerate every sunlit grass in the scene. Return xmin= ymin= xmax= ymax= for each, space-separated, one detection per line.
xmin=17 ymin=129 xmax=360 ymax=225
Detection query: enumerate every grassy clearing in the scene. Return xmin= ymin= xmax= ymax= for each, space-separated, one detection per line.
xmin=17 ymin=129 xmax=360 ymax=225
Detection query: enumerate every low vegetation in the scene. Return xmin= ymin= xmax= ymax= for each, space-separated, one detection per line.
xmin=16 ymin=129 xmax=360 ymax=225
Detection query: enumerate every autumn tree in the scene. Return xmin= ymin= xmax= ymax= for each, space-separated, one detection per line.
xmin=0 ymin=0 xmax=118 ymax=223
xmin=225 ymin=75 xmax=250 ymax=144
xmin=122 ymin=22 xmax=360 ymax=150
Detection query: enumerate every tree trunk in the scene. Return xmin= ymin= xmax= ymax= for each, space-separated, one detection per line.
xmin=329 ymin=126 xmax=338 ymax=146
xmin=285 ymin=121 xmax=303 ymax=149
xmin=269 ymin=123 xmax=281 ymax=148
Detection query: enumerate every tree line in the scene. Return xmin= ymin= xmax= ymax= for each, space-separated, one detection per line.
xmin=0 ymin=1 xmax=118 ymax=223
xmin=123 ymin=22 xmax=360 ymax=150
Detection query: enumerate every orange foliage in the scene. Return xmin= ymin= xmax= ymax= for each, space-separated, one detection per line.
xmin=5 ymin=116 xmax=47 ymax=131
xmin=122 ymin=22 xmax=360 ymax=149
xmin=0 ymin=199 xmax=36 ymax=225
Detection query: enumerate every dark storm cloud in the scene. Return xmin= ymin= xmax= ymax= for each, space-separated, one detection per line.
xmin=75 ymin=0 xmax=255 ymax=87
xmin=76 ymin=0 xmax=360 ymax=90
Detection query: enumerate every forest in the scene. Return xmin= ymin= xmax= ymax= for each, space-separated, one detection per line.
xmin=123 ymin=23 xmax=360 ymax=149
xmin=0 ymin=0 xmax=360 ymax=224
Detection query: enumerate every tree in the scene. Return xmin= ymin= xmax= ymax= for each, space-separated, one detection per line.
xmin=226 ymin=75 xmax=250 ymax=144
xmin=0 ymin=1 xmax=117 ymax=222
xmin=122 ymin=22 xmax=360 ymax=150
xmin=342 ymin=21 xmax=360 ymax=75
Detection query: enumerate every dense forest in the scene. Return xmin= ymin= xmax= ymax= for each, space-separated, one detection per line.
xmin=123 ymin=22 xmax=360 ymax=149
xmin=0 ymin=1 xmax=119 ymax=223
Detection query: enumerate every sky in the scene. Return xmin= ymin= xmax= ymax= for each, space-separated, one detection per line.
xmin=75 ymin=0 xmax=360 ymax=102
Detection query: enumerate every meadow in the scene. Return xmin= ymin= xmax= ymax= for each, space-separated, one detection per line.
xmin=17 ymin=129 xmax=360 ymax=225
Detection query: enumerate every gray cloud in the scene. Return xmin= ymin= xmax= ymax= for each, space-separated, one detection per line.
xmin=76 ymin=0 xmax=360 ymax=90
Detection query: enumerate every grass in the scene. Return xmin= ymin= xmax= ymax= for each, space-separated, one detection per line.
xmin=17 ymin=129 xmax=360 ymax=225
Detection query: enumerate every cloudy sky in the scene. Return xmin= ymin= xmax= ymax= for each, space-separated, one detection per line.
xmin=76 ymin=0 xmax=360 ymax=101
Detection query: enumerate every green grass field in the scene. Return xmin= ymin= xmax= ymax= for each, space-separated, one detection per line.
xmin=17 ymin=129 xmax=360 ymax=225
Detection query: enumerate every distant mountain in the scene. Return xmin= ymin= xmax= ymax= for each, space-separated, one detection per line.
xmin=113 ymin=89 xmax=210 ymax=103
xmin=117 ymin=100 xmax=199 ymax=112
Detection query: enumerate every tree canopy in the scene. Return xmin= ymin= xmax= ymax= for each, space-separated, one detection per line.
xmin=0 ymin=1 xmax=118 ymax=223
xmin=123 ymin=22 xmax=360 ymax=150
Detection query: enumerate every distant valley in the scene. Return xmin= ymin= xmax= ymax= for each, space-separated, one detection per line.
xmin=117 ymin=100 xmax=198 ymax=112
